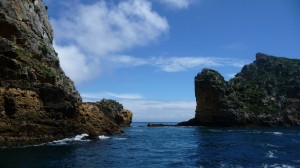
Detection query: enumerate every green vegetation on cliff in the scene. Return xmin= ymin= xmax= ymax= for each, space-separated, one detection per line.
xmin=96 ymin=99 xmax=133 ymax=126
xmin=180 ymin=53 xmax=300 ymax=127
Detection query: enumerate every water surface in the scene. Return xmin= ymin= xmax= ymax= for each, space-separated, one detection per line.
xmin=0 ymin=123 xmax=300 ymax=167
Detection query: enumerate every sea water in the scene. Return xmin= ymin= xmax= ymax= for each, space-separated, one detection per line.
xmin=0 ymin=123 xmax=300 ymax=168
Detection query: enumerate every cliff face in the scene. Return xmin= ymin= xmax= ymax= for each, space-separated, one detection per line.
xmin=180 ymin=53 xmax=300 ymax=126
xmin=0 ymin=0 xmax=80 ymax=115
xmin=0 ymin=0 xmax=131 ymax=147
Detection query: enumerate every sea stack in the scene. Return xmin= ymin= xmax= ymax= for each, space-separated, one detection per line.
xmin=0 ymin=0 xmax=131 ymax=147
xmin=179 ymin=53 xmax=300 ymax=126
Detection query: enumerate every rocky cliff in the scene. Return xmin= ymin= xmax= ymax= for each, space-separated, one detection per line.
xmin=179 ymin=53 xmax=300 ymax=126
xmin=0 ymin=0 xmax=131 ymax=147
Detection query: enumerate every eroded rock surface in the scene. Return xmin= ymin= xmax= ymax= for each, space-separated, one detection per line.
xmin=0 ymin=0 xmax=129 ymax=147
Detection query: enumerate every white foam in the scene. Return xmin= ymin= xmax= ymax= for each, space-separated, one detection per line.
xmin=266 ymin=151 xmax=276 ymax=158
xmin=273 ymin=132 xmax=283 ymax=135
xmin=74 ymin=133 xmax=89 ymax=141
xmin=263 ymin=164 xmax=294 ymax=168
xmin=115 ymin=137 xmax=127 ymax=140
xmin=266 ymin=132 xmax=283 ymax=136
xmin=48 ymin=133 xmax=89 ymax=145
xmin=265 ymin=144 xmax=280 ymax=148
xmin=98 ymin=135 xmax=110 ymax=140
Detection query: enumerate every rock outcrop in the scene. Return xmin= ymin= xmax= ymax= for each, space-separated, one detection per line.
xmin=179 ymin=53 xmax=300 ymax=126
xmin=95 ymin=99 xmax=133 ymax=127
xmin=0 ymin=0 xmax=131 ymax=147
xmin=0 ymin=0 xmax=80 ymax=116
xmin=115 ymin=110 xmax=133 ymax=126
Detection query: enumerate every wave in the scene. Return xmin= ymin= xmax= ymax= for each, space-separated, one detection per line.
xmin=266 ymin=132 xmax=283 ymax=136
xmin=262 ymin=163 xmax=294 ymax=168
xmin=266 ymin=150 xmax=276 ymax=158
xmin=99 ymin=135 xmax=110 ymax=140
xmin=265 ymin=144 xmax=280 ymax=148
xmin=48 ymin=134 xmax=90 ymax=145
xmin=114 ymin=137 xmax=127 ymax=140
xmin=47 ymin=134 xmax=110 ymax=145
xmin=74 ymin=134 xmax=89 ymax=141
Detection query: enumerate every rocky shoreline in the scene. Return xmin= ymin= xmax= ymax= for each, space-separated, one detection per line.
xmin=0 ymin=0 xmax=132 ymax=147
xmin=0 ymin=0 xmax=299 ymax=148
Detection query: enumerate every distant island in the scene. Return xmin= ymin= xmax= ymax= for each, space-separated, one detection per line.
xmin=0 ymin=0 xmax=132 ymax=147
xmin=179 ymin=53 xmax=300 ymax=126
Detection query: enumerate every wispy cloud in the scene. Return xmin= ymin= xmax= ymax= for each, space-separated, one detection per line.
xmin=152 ymin=57 xmax=216 ymax=72
xmin=104 ymin=55 xmax=147 ymax=67
xmin=120 ymin=99 xmax=195 ymax=122
xmin=51 ymin=0 xmax=248 ymax=85
xmin=158 ymin=0 xmax=194 ymax=9
xmin=105 ymin=92 xmax=144 ymax=100
xmin=81 ymin=92 xmax=144 ymax=102
xmin=52 ymin=0 xmax=169 ymax=84
xmin=54 ymin=43 xmax=99 ymax=83
xmin=81 ymin=91 xmax=195 ymax=122
xmin=103 ymin=55 xmax=250 ymax=72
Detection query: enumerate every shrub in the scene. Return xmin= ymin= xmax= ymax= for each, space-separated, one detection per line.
xmin=96 ymin=99 xmax=123 ymax=115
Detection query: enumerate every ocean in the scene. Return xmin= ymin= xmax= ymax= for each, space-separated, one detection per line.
xmin=0 ymin=122 xmax=300 ymax=168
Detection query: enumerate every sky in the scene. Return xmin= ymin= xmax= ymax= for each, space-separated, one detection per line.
xmin=43 ymin=0 xmax=300 ymax=122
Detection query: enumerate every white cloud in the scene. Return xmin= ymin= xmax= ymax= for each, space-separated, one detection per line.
xmin=105 ymin=92 xmax=144 ymax=100
xmin=153 ymin=57 xmax=249 ymax=71
xmin=159 ymin=0 xmax=193 ymax=9
xmin=152 ymin=57 xmax=222 ymax=72
xmin=54 ymin=43 xmax=99 ymax=83
xmin=104 ymin=55 xmax=250 ymax=72
xmin=52 ymin=0 xmax=169 ymax=84
xmin=81 ymin=91 xmax=195 ymax=122
xmin=120 ymin=99 xmax=195 ymax=122
xmin=104 ymin=55 xmax=147 ymax=67
xmin=81 ymin=92 xmax=144 ymax=102
xmin=51 ymin=0 xmax=248 ymax=85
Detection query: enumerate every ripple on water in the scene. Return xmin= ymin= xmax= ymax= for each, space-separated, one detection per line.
xmin=0 ymin=123 xmax=299 ymax=168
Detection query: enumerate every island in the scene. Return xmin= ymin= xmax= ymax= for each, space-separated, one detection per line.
xmin=179 ymin=53 xmax=300 ymax=126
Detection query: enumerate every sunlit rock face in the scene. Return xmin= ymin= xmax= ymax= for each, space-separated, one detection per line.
xmin=179 ymin=53 xmax=300 ymax=127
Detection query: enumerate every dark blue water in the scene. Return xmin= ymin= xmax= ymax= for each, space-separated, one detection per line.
xmin=0 ymin=123 xmax=300 ymax=168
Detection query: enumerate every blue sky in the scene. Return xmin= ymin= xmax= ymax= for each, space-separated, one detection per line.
xmin=43 ymin=0 xmax=300 ymax=122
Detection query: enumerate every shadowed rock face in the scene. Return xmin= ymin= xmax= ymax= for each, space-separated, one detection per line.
xmin=193 ymin=69 xmax=240 ymax=126
xmin=0 ymin=0 xmax=80 ymax=114
xmin=0 ymin=0 xmax=130 ymax=147
xmin=179 ymin=53 xmax=300 ymax=127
